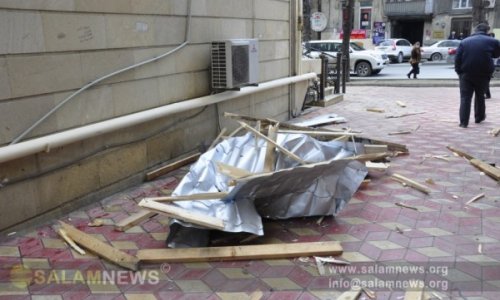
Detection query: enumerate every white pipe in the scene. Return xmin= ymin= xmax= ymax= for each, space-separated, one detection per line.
xmin=10 ymin=0 xmax=193 ymax=145
xmin=0 ymin=73 xmax=316 ymax=164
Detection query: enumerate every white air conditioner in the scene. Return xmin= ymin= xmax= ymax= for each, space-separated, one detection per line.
xmin=211 ymin=39 xmax=259 ymax=90
xmin=485 ymin=0 xmax=495 ymax=8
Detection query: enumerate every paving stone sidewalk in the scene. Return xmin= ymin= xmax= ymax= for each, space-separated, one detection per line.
xmin=1 ymin=85 xmax=499 ymax=300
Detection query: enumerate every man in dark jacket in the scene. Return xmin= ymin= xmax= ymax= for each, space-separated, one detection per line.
xmin=455 ymin=23 xmax=500 ymax=128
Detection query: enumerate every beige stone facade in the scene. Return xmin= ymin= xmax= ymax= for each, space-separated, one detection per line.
xmin=0 ymin=0 xmax=306 ymax=231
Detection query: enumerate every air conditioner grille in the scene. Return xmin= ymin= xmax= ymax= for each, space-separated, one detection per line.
xmin=211 ymin=42 xmax=227 ymax=89
xmin=231 ymin=45 xmax=250 ymax=86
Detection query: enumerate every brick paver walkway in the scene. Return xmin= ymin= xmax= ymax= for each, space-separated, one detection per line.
xmin=1 ymin=85 xmax=499 ymax=299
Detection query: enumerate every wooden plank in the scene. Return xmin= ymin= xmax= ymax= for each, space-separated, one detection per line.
xmin=263 ymin=124 xmax=278 ymax=172
xmin=216 ymin=162 xmax=253 ymax=179
xmin=208 ymin=128 xmax=227 ymax=150
xmin=146 ymin=152 xmax=201 ymax=181
xmin=490 ymin=127 xmax=500 ymax=137
xmin=366 ymin=161 xmax=389 ymax=171
xmin=238 ymin=121 xmax=308 ymax=165
xmin=470 ymin=159 xmax=500 ymax=181
xmin=115 ymin=210 xmax=157 ymax=232
xmin=57 ymin=228 xmax=85 ymax=255
xmin=364 ymin=144 xmax=388 ymax=154
xmin=446 ymin=145 xmax=474 ymax=160
xmin=366 ymin=107 xmax=385 ymax=113
xmin=396 ymin=100 xmax=407 ymax=107
xmin=388 ymin=130 xmax=412 ymax=135
xmin=385 ymin=111 xmax=426 ymax=119
xmin=391 ymin=173 xmax=431 ymax=194
xmin=278 ymin=129 xmax=357 ymax=137
xmin=146 ymin=192 xmax=228 ymax=202
xmin=137 ymin=241 xmax=342 ymax=263
xmin=138 ymin=199 xmax=225 ymax=230
xmin=59 ymin=221 xmax=139 ymax=271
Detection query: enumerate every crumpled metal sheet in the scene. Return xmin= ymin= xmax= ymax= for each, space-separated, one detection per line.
xmin=166 ymin=132 xmax=367 ymax=247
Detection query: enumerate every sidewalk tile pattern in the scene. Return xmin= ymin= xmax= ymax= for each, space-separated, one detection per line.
xmin=1 ymin=86 xmax=500 ymax=299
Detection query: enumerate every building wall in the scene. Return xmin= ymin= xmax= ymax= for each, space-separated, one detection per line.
xmin=0 ymin=0 xmax=302 ymax=231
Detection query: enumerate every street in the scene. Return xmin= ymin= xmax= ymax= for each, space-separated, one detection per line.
xmin=354 ymin=61 xmax=458 ymax=80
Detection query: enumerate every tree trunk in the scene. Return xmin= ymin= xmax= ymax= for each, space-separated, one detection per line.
xmin=341 ymin=0 xmax=354 ymax=82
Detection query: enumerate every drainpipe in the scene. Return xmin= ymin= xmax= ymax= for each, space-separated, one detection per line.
xmin=0 ymin=73 xmax=316 ymax=164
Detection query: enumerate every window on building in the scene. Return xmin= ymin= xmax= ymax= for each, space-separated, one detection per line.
xmin=452 ymin=0 xmax=471 ymax=9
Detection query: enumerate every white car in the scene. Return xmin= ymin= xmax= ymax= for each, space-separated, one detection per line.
xmin=375 ymin=38 xmax=412 ymax=63
xmin=421 ymin=40 xmax=461 ymax=61
xmin=303 ymin=40 xmax=388 ymax=77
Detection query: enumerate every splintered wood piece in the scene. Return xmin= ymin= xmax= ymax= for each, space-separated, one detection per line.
xmin=385 ymin=111 xmax=427 ymax=119
xmin=227 ymin=125 xmax=244 ymax=137
xmin=146 ymin=152 xmax=201 ymax=181
xmin=145 ymin=192 xmax=228 ymax=202
xmin=366 ymin=107 xmax=385 ymax=113
xmin=238 ymin=121 xmax=307 ymax=165
xmin=137 ymin=241 xmax=343 ymax=263
xmin=391 ymin=173 xmax=431 ymax=194
xmin=396 ymin=100 xmax=407 ymax=107
xmin=446 ymin=145 xmax=474 ymax=160
xmin=395 ymin=202 xmax=419 ymax=211
xmin=364 ymin=144 xmax=388 ymax=154
xmin=216 ymin=162 xmax=253 ymax=179
xmin=490 ymin=127 xmax=500 ymax=137
xmin=263 ymin=124 xmax=279 ymax=172
xmin=115 ymin=210 xmax=157 ymax=232
xmin=209 ymin=128 xmax=228 ymax=150
xmin=277 ymin=129 xmax=357 ymax=137
xmin=466 ymin=193 xmax=485 ymax=205
xmin=59 ymin=221 xmax=139 ymax=271
xmin=57 ymin=228 xmax=86 ymax=255
xmin=366 ymin=161 xmax=389 ymax=171
xmin=470 ymin=159 xmax=500 ymax=181
xmin=388 ymin=130 xmax=412 ymax=135
xmin=139 ymin=199 xmax=225 ymax=230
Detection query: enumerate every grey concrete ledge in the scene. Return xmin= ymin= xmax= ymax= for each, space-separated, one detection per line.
xmin=347 ymin=78 xmax=500 ymax=88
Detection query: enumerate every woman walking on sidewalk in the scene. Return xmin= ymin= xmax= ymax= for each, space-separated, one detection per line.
xmin=407 ymin=42 xmax=422 ymax=79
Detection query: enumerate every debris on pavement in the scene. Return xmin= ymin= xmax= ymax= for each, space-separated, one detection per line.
xmin=57 ymin=228 xmax=86 ymax=255
xmin=395 ymin=202 xmax=419 ymax=211
xmin=366 ymin=107 xmax=385 ymax=113
xmin=115 ymin=210 xmax=157 ymax=232
xmin=385 ymin=111 xmax=426 ymax=119
xmin=391 ymin=173 xmax=431 ymax=194
xmin=146 ymin=152 xmax=201 ymax=181
xmin=291 ymin=113 xmax=347 ymax=127
xmin=396 ymin=100 xmax=406 ymax=108
xmin=87 ymin=219 xmax=104 ymax=227
xmin=447 ymin=145 xmax=500 ymax=181
xmin=489 ymin=127 xmax=500 ymax=137
xmin=466 ymin=193 xmax=485 ymax=205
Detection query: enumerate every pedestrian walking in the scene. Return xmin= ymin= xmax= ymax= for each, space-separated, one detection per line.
xmin=485 ymin=32 xmax=496 ymax=99
xmin=407 ymin=42 xmax=421 ymax=79
xmin=455 ymin=23 xmax=500 ymax=128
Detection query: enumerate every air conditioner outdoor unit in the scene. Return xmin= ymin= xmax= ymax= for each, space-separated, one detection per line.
xmin=211 ymin=39 xmax=259 ymax=90
xmin=485 ymin=0 xmax=495 ymax=8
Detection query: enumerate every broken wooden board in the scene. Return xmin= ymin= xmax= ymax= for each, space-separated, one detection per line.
xmin=386 ymin=111 xmax=426 ymax=119
xmin=396 ymin=100 xmax=407 ymax=108
xmin=465 ymin=193 xmax=485 ymax=205
xmin=490 ymin=127 xmax=500 ymax=137
xmin=137 ymin=241 xmax=342 ymax=263
xmin=366 ymin=108 xmax=385 ymax=113
xmin=217 ymin=162 xmax=253 ymax=179
xmin=146 ymin=192 xmax=228 ymax=202
xmin=209 ymin=128 xmax=227 ymax=150
xmin=146 ymin=152 xmax=201 ymax=181
xmin=364 ymin=144 xmax=388 ymax=154
xmin=59 ymin=221 xmax=139 ymax=271
xmin=238 ymin=121 xmax=308 ymax=165
xmin=263 ymin=124 xmax=278 ymax=172
xmin=115 ymin=210 xmax=157 ymax=232
xmin=57 ymin=228 xmax=86 ymax=255
xmin=447 ymin=146 xmax=500 ymax=181
xmin=391 ymin=173 xmax=431 ymax=194
xmin=138 ymin=199 xmax=225 ymax=230
xmin=366 ymin=161 xmax=389 ymax=171
xmin=470 ymin=159 xmax=500 ymax=181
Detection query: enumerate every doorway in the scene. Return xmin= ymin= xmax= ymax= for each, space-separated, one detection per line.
xmin=392 ymin=20 xmax=424 ymax=45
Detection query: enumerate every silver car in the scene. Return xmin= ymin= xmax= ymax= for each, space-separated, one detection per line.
xmin=375 ymin=38 xmax=412 ymax=63
xmin=421 ymin=40 xmax=461 ymax=61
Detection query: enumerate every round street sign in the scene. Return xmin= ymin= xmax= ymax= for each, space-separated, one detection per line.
xmin=311 ymin=12 xmax=327 ymax=32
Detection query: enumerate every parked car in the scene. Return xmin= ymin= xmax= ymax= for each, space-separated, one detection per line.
xmin=374 ymin=38 xmax=412 ymax=63
xmin=446 ymin=47 xmax=457 ymax=63
xmin=303 ymin=40 xmax=389 ymax=77
xmin=421 ymin=40 xmax=461 ymax=61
